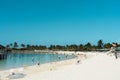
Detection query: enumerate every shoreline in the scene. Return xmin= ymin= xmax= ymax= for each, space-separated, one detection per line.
xmin=18 ymin=52 xmax=120 ymax=80
xmin=0 ymin=51 xmax=76 ymax=71
xmin=0 ymin=51 xmax=97 ymax=80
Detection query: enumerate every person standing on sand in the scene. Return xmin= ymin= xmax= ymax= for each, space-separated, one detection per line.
xmin=111 ymin=43 xmax=118 ymax=59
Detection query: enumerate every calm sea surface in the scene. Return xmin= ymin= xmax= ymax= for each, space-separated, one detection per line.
xmin=0 ymin=53 xmax=75 ymax=71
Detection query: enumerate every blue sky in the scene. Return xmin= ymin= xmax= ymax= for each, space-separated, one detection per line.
xmin=0 ymin=0 xmax=120 ymax=46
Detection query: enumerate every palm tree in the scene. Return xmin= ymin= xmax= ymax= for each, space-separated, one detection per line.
xmin=38 ymin=45 xmax=47 ymax=50
xmin=26 ymin=44 xmax=30 ymax=50
xmin=69 ymin=44 xmax=78 ymax=51
xmin=21 ymin=44 xmax=25 ymax=48
xmin=97 ymin=39 xmax=103 ymax=49
xmin=13 ymin=42 xmax=18 ymax=49
xmin=78 ymin=44 xmax=84 ymax=51
xmin=84 ymin=42 xmax=92 ymax=51
xmin=48 ymin=45 xmax=56 ymax=50
xmin=21 ymin=44 xmax=26 ymax=51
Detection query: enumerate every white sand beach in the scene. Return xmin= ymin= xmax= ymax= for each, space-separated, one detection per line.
xmin=0 ymin=52 xmax=120 ymax=80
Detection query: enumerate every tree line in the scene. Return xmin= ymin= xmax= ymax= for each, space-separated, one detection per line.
xmin=5 ymin=40 xmax=120 ymax=51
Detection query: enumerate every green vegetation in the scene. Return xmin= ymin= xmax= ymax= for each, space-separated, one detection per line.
xmin=5 ymin=39 xmax=120 ymax=51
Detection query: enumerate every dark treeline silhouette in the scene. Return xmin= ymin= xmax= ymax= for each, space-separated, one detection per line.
xmin=5 ymin=40 xmax=120 ymax=51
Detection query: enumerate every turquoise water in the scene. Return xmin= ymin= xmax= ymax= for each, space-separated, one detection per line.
xmin=0 ymin=53 xmax=75 ymax=71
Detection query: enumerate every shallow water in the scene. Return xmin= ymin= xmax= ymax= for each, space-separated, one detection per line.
xmin=0 ymin=53 xmax=75 ymax=71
